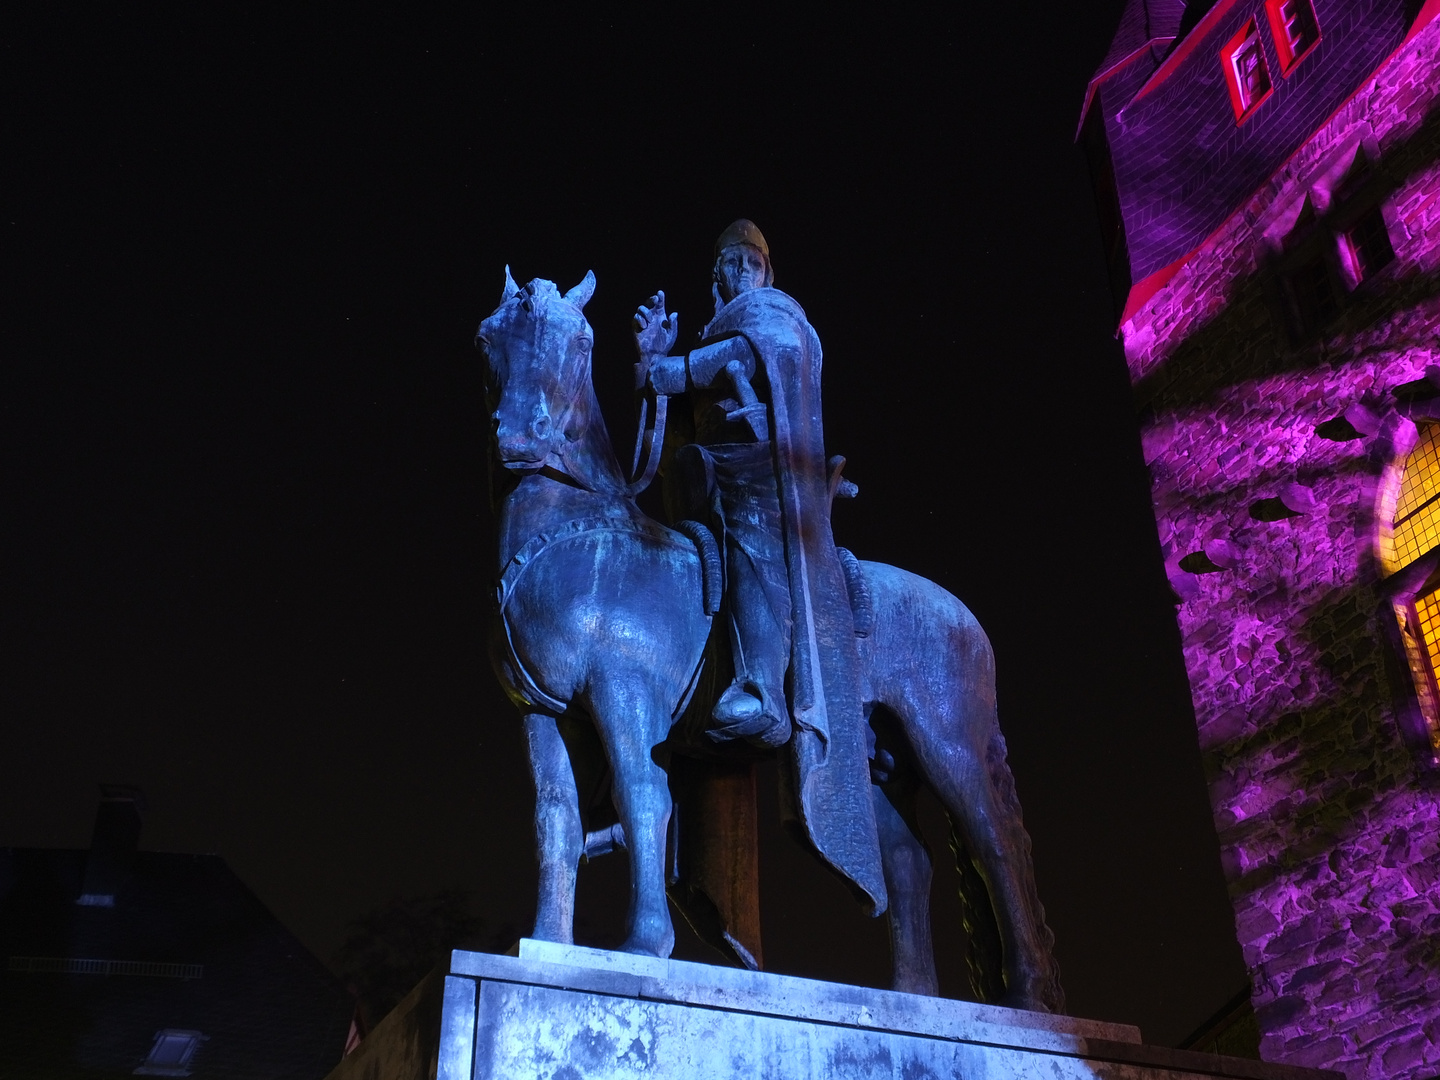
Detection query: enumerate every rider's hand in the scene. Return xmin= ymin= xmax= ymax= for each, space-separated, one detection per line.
xmin=632 ymin=291 xmax=679 ymax=360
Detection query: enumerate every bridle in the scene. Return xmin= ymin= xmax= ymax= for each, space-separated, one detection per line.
xmin=488 ymin=292 xmax=666 ymax=498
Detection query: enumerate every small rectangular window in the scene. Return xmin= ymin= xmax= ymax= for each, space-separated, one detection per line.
xmin=1264 ymin=0 xmax=1321 ymax=73
xmin=1345 ymin=206 xmax=1395 ymax=282
xmin=1235 ymin=37 xmax=1270 ymax=104
xmin=1221 ymin=20 xmax=1273 ymax=122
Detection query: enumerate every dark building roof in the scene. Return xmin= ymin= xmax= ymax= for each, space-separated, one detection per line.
xmin=1079 ymin=0 xmax=1188 ymax=132
xmin=0 ymin=790 xmax=353 ymax=1079
xmin=1080 ymin=0 xmax=1437 ymax=323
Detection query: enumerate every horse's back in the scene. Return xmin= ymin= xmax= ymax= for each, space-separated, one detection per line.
xmin=860 ymin=560 xmax=992 ymax=661
xmin=499 ymin=527 xmax=711 ymax=712
xmin=859 ymin=559 xmax=996 ymax=726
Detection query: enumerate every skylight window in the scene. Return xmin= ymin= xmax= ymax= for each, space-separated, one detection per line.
xmin=135 ymin=1030 xmax=207 ymax=1077
xmin=1265 ymin=0 xmax=1321 ymax=73
xmin=1221 ymin=19 xmax=1273 ymax=123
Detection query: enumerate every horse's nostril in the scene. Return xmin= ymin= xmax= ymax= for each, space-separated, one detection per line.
xmin=496 ymin=432 xmax=544 ymax=465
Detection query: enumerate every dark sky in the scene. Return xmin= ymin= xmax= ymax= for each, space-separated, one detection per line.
xmin=1 ymin=2 xmax=1246 ymax=1047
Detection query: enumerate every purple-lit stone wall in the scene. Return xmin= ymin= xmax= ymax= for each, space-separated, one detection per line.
xmin=1121 ymin=16 xmax=1440 ymax=1080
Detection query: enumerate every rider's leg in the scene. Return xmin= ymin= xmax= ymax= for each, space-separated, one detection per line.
xmin=585 ymin=674 xmax=676 ymax=958
xmin=707 ymin=447 xmax=792 ymax=747
xmin=523 ymin=711 xmax=583 ymax=944
xmin=712 ymin=546 xmax=791 ymax=747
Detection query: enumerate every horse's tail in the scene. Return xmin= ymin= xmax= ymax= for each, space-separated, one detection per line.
xmin=949 ymin=821 xmax=1006 ymax=1004
xmin=950 ymin=718 xmax=1066 ymax=1013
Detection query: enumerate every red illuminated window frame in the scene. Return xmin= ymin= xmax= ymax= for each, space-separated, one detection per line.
xmin=1220 ymin=19 xmax=1273 ymax=124
xmin=1264 ymin=0 xmax=1321 ymax=75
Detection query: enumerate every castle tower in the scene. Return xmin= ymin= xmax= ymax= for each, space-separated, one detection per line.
xmin=1081 ymin=1 xmax=1440 ymax=1076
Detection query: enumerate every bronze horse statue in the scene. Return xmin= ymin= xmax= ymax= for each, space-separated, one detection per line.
xmin=477 ymin=269 xmax=1063 ymax=1012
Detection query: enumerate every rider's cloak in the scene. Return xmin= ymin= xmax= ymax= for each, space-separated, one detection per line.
xmin=703 ymin=287 xmax=887 ymax=916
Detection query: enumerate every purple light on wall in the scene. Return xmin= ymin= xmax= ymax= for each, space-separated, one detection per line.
xmin=1083 ymin=3 xmax=1440 ymax=1075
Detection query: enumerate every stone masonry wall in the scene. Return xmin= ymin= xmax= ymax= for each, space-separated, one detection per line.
xmin=1120 ymin=17 xmax=1440 ymax=1080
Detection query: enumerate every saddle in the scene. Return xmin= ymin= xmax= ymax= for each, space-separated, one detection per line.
xmin=672 ymin=445 xmax=872 ymax=638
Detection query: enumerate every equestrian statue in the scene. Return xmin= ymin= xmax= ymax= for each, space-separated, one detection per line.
xmin=476 ymin=221 xmax=1064 ymax=1012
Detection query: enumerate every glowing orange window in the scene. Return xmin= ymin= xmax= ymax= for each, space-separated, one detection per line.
xmin=1388 ymin=423 xmax=1440 ymax=758
xmin=1395 ymin=596 xmax=1440 ymax=752
xmin=1391 ymin=424 xmax=1440 ymax=570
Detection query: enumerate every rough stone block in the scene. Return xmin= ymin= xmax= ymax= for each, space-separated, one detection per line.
xmin=402 ymin=940 xmax=1343 ymax=1079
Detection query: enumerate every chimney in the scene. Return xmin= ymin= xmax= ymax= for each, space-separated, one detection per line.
xmin=78 ymin=785 xmax=147 ymax=907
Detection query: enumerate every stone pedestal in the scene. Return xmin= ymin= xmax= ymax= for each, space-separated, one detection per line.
xmin=331 ymin=939 xmax=1339 ymax=1080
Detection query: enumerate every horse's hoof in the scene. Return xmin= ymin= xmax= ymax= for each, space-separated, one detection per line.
xmin=889 ymin=974 xmax=940 ymax=998
xmin=618 ymin=936 xmax=674 ymax=959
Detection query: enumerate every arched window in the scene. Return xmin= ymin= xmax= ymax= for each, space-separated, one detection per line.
xmin=1385 ymin=422 xmax=1440 ymax=762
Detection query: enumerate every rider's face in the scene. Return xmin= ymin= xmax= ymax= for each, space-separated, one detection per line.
xmin=715 ymin=245 xmax=770 ymax=302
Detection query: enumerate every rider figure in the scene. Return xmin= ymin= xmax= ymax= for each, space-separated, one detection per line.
xmin=633 ymin=220 xmax=850 ymax=752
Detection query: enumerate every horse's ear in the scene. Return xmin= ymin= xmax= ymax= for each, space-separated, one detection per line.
xmin=563 ymin=270 xmax=596 ymax=310
xmin=501 ymin=265 xmax=521 ymax=304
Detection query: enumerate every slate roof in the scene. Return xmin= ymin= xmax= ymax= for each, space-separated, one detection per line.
xmin=0 ymin=843 xmax=353 ymax=1079
xmin=1093 ymin=0 xmax=1188 ymax=88
xmin=1079 ymin=0 xmax=1188 ymax=134
xmin=1080 ymin=0 xmax=1433 ymax=321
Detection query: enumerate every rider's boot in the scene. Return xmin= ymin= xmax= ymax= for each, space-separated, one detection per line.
xmin=711 ymin=677 xmax=789 ymax=748
xmin=710 ymin=550 xmax=792 ymax=748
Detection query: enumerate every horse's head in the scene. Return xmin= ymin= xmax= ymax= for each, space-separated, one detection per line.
xmin=477 ymin=267 xmax=599 ymax=472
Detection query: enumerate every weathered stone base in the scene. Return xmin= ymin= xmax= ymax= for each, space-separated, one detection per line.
xmin=331 ymin=939 xmax=1340 ymax=1080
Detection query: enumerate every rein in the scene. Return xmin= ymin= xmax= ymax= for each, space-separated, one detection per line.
xmin=627 ymin=391 xmax=667 ymax=496
xmin=498 ymin=327 xmax=665 ymax=498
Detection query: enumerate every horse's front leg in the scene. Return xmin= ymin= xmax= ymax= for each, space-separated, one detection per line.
xmin=523 ymin=711 xmax=584 ymax=944
xmin=872 ymin=771 xmax=939 ymax=996
xmin=587 ymin=675 xmax=675 ymax=958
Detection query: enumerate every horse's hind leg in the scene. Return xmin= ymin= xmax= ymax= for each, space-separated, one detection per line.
xmin=523 ymin=711 xmax=584 ymax=944
xmin=871 ymin=758 xmax=939 ymax=996
xmin=907 ymin=695 xmax=1060 ymax=1012
xmin=587 ymin=676 xmax=676 ymax=958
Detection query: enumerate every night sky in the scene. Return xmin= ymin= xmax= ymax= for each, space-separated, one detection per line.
xmin=1 ymin=2 xmax=1248 ymax=1047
